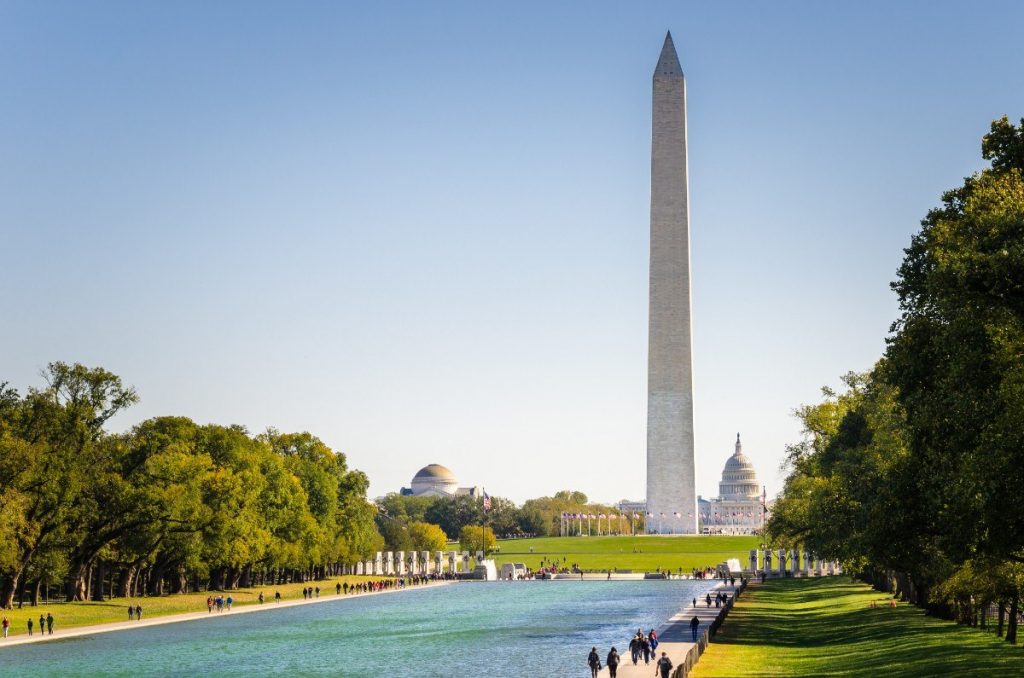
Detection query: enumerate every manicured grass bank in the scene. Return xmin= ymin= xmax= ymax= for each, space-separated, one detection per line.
xmin=492 ymin=535 xmax=758 ymax=573
xmin=0 ymin=576 xmax=384 ymax=639
xmin=692 ymin=577 xmax=1024 ymax=676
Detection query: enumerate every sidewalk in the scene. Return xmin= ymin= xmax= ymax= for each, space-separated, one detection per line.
xmin=599 ymin=581 xmax=739 ymax=678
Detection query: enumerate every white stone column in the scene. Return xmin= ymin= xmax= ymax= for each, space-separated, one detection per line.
xmin=436 ymin=551 xmax=444 ymax=573
xmin=410 ymin=551 xmax=418 ymax=575
xmin=764 ymin=549 xmax=772 ymax=573
xmin=802 ymin=550 xmax=811 ymax=576
xmin=356 ymin=562 xmax=364 ymax=575
xmin=385 ymin=552 xmax=394 ymax=575
xmin=777 ymin=548 xmax=787 ymax=575
xmin=448 ymin=551 xmax=458 ymax=573
xmin=815 ymin=557 xmax=823 ymax=577
xmin=396 ymin=551 xmax=405 ymax=575
xmin=789 ymin=549 xmax=798 ymax=574
xmin=422 ymin=551 xmax=431 ymax=574
xmin=748 ymin=549 xmax=757 ymax=573
xmin=374 ymin=552 xmax=383 ymax=576
xmin=462 ymin=551 xmax=470 ymax=573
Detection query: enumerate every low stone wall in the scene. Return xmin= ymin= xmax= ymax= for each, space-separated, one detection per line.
xmin=672 ymin=581 xmax=744 ymax=678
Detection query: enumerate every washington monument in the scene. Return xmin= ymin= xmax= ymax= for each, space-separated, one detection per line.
xmin=646 ymin=32 xmax=697 ymax=534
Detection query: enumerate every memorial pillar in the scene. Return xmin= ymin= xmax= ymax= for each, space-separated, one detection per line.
xmin=374 ymin=552 xmax=383 ymax=576
xmin=777 ymin=548 xmax=787 ymax=575
xmin=410 ymin=551 xmax=418 ymax=575
xmin=396 ymin=551 xmax=405 ymax=575
xmin=356 ymin=562 xmax=364 ymax=575
xmin=764 ymin=549 xmax=772 ymax=573
xmin=748 ymin=549 xmax=757 ymax=573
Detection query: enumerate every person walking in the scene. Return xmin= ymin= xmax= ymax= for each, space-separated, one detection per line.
xmin=27 ymin=618 xmax=33 ymax=636
xmin=226 ymin=596 xmax=233 ymax=611
xmin=336 ymin=582 xmax=341 ymax=595
xmin=2 ymin=616 xmax=9 ymax=638
xmin=206 ymin=596 xmax=213 ymax=613
xmin=587 ymin=647 xmax=601 ymax=678
xmin=641 ymin=634 xmax=652 ymax=665
xmin=39 ymin=614 xmax=45 ymax=635
xmin=275 ymin=590 xmax=281 ymax=603
xmin=128 ymin=605 xmax=134 ymax=620
xmin=649 ymin=628 xmax=658 ymax=652
xmin=690 ymin=615 xmax=700 ymax=642
xmin=46 ymin=612 xmax=54 ymax=635
xmin=655 ymin=652 xmax=674 ymax=678
xmin=258 ymin=592 xmax=264 ymax=604
xmin=606 ymin=646 xmax=620 ymax=678
xmin=135 ymin=605 xmax=142 ymax=620
xmin=705 ymin=593 xmax=712 ymax=608
xmin=629 ymin=634 xmax=640 ymax=665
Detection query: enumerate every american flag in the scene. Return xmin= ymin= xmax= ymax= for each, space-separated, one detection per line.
xmin=482 ymin=490 xmax=491 ymax=511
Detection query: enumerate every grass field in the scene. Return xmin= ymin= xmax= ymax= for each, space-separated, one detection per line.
xmin=0 ymin=576 xmax=385 ymax=639
xmin=491 ymin=535 xmax=759 ymax=573
xmin=692 ymin=577 xmax=1024 ymax=676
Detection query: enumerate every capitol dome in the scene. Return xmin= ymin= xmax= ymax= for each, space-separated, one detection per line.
xmin=719 ymin=434 xmax=760 ymax=501
xmin=410 ymin=464 xmax=459 ymax=496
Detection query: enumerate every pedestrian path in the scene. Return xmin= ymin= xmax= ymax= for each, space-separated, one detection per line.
xmin=598 ymin=581 xmax=739 ymax=678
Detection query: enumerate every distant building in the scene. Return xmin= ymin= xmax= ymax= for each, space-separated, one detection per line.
xmin=698 ymin=434 xmax=764 ymax=535
xmin=400 ymin=464 xmax=481 ymax=499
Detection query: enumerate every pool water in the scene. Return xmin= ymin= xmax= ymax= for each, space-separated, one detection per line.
xmin=2 ymin=579 xmax=714 ymax=677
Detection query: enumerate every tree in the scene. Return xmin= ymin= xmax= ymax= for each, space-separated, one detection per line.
xmin=458 ymin=525 xmax=496 ymax=555
xmin=407 ymin=521 xmax=448 ymax=552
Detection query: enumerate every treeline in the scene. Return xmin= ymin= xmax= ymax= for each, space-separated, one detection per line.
xmin=376 ymin=489 xmax=628 ymax=549
xmin=0 ymin=363 xmax=382 ymax=608
xmin=767 ymin=117 xmax=1024 ymax=643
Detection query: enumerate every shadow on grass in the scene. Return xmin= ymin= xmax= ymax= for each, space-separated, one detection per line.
xmin=699 ymin=578 xmax=1024 ymax=677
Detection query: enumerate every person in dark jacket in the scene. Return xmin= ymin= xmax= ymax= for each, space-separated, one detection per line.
xmin=690 ymin=615 xmax=700 ymax=641
xmin=587 ymin=647 xmax=601 ymax=678
xmin=641 ymin=635 xmax=652 ymax=664
xmin=606 ymin=646 xmax=620 ymax=678
xmin=628 ymin=634 xmax=640 ymax=665
xmin=656 ymin=652 xmax=674 ymax=678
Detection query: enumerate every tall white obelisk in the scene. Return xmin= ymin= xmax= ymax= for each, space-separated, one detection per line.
xmin=646 ymin=32 xmax=697 ymax=534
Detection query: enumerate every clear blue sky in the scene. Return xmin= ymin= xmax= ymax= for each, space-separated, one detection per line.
xmin=2 ymin=1 xmax=1023 ymax=504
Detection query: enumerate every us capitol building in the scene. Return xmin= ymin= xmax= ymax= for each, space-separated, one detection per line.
xmin=697 ymin=434 xmax=765 ymax=535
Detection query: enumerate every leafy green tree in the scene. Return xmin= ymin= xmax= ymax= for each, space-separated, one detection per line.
xmin=458 ymin=525 xmax=496 ymax=555
xmin=407 ymin=521 xmax=448 ymax=552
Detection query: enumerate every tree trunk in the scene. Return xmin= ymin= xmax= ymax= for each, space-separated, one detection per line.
xmin=1008 ymin=594 xmax=1019 ymax=644
xmin=92 ymin=560 xmax=106 ymax=601
xmin=118 ymin=567 xmax=135 ymax=598
xmin=998 ymin=602 xmax=1006 ymax=637
xmin=16 ymin=575 xmax=27 ymax=609
xmin=32 ymin=580 xmax=40 ymax=607
xmin=2 ymin=566 xmax=24 ymax=609
xmin=65 ymin=563 xmax=89 ymax=602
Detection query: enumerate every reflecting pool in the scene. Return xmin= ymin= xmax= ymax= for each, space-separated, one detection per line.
xmin=3 ymin=579 xmax=715 ymax=677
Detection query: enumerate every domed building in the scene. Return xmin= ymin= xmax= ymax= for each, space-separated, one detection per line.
xmin=400 ymin=464 xmax=481 ymax=499
xmin=698 ymin=434 xmax=764 ymax=535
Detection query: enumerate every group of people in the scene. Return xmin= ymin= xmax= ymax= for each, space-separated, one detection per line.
xmin=701 ymin=591 xmax=730 ymax=609
xmin=588 ymin=633 xmax=675 ymax=678
xmin=627 ymin=628 xmax=660 ymax=665
xmin=205 ymin=595 xmax=232 ymax=612
xmin=1 ymin=612 xmax=54 ymax=638
xmin=126 ymin=604 xmax=144 ymax=620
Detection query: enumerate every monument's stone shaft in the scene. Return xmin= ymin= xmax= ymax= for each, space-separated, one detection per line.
xmin=646 ymin=32 xmax=697 ymax=534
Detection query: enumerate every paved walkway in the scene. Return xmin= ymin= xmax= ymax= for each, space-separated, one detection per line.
xmin=597 ymin=581 xmax=738 ymax=678
xmin=0 ymin=581 xmax=452 ymax=648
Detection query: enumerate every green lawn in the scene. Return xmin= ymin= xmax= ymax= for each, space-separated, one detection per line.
xmin=693 ymin=577 xmax=1024 ymax=676
xmin=0 ymin=576 xmax=385 ymax=638
xmin=491 ymin=535 xmax=758 ymax=573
